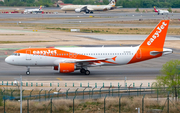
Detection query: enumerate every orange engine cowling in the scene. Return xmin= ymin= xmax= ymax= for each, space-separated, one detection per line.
xmin=59 ymin=63 xmax=75 ymax=73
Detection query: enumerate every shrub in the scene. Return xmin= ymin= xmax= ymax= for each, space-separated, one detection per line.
xmin=135 ymin=8 xmax=139 ymax=12
xmin=168 ymin=7 xmax=172 ymax=12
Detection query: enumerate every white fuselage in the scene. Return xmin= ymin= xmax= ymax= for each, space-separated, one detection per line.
xmin=24 ymin=9 xmax=41 ymax=13
xmin=158 ymin=9 xmax=169 ymax=14
xmin=61 ymin=5 xmax=112 ymax=11
xmin=5 ymin=46 xmax=172 ymax=67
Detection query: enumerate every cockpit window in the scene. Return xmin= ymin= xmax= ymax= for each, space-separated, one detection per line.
xmin=11 ymin=53 xmax=20 ymax=56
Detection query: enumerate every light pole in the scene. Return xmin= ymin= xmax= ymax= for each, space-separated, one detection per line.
xmin=135 ymin=108 xmax=140 ymax=113
xmin=14 ymin=76 xmax=22 ymax=113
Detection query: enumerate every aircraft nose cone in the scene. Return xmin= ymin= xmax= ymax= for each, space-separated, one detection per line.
xmin=5 ymin=57 xmax=11 ymax=64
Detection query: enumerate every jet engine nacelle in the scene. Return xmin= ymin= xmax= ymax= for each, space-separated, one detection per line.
xmin=57 ymin=63 xmax=75 ymax=73
xmin=75 ymin=8 xmax=81 ymax=13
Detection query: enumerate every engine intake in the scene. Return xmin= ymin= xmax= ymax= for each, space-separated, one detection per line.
xmin=54 ymin=66 xmax=58 ymax=70
xmin=75 ymin=8 xmax=81 ymax=13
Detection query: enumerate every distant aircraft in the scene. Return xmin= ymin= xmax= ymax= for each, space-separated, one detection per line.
xmin=154 ymin=6 xmax=169 ymax=15
xmin=5 ymin=20 xmax=172 ymax=75
xmin=61 ymin=0 xmax=117 ymax=13
xmin=24 ymin=6 xmax=43 ymax=14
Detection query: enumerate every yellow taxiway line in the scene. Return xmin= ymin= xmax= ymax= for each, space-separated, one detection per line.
xmin=57 ymin=78 xmax=63 ymax=81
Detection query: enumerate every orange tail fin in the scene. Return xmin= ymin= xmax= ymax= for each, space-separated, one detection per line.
xmin=128 ymin=20 xmax=170 ymax=64
xmin=140 ymin=20 xmax=169 ymax=49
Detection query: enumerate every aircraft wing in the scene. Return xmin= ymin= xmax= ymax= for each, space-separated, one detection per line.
xmin=64 ymin=56 xmax=117 ymax=65
xmin=54 ymin=56 xmax=117 ymax=66
xmin=81 ymin=6 xmax=88 ymax=11
xmin=73 ymin=58 xmax=110 ymax=63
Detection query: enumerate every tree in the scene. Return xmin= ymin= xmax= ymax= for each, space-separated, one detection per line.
xmin=0 ymin=89 xmax=2 ymax=106
xmin=156 ymin=60 xmax=180 ymax=100
xmin=0 ymin=1 xmax=4 ymax=6
xmin=63 ymin=0 xmax=74 ymax=4
xmin=103 ymin=0 xmax=109 ymax=5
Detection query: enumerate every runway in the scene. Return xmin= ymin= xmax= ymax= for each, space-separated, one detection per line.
xmin=0 ymin=48 xmax=179 ymax=81
xmin=0 ymin=12 xmax=179 ymax=24
xmin=78 ymin=35 xmax=180 ymax=41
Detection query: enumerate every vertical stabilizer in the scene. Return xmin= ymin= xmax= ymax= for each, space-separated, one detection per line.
xmin=154 ymin=6 xmax=158 ymax=12
xmin=39 ymin=5 xmax=42 ymax=10
xmin=128 ymin=20 xmax=170 ymax=64
xmin=140 ymin=20 xmax=169 ymax=49
xmin=108 ymin=0 xmax=116 ymax=6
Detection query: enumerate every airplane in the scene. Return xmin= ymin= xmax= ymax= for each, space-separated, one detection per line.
xmin=24 ymin=6 xmax=43 ymax=14
xmin=154 ymin=6 xmax=169 ymax=15
xmin=61 ymin=0 xmax=117 ymax=13
xmin=5 ymin=20 xmax=172 ymax=75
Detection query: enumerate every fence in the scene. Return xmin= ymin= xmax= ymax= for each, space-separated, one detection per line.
xmin=0 ymin=81 xmax=153 ymax=87
xmin=1 ymin=83 xmax=180 ymax=112
xmin=1 ymin=85 xmax=162 ymax=101
xmin=1 ymin=93 xmax=180 ymax=113
xmin=1 ymin=84 xmax=180 ymax=101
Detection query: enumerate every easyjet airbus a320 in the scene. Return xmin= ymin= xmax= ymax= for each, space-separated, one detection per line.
xmin=5 ymin=20 xmax=172 ymax=75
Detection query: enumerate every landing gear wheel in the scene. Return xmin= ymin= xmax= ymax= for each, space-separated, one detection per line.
xmin=26 ymin=71 xmax=30 ymax=75
xmin=26 ymin=66 xmax=30 ymax=75
xmin=90 ymin=11 xmax=93 ymax=14
xmin=80 ymin=68 xmax=86 ymax=73
xmin=86 ymin=9 xmax=89 ymax=14
xmin=85 ymin=70 xmax=90 ymax=75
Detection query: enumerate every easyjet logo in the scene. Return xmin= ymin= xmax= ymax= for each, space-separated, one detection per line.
xmin=147 ymin=22 xmax=167 ymax=46
xmin=33 ymin=50 xmax=57 ymax=54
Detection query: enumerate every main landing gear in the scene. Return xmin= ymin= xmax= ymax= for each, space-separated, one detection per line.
xmin=80 ymin=68 xmax=90 ymax=75
xmin=26 ymin=66 xmax=30 ymax=75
